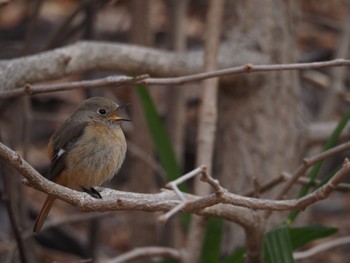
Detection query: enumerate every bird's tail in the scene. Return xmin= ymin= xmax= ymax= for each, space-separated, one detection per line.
xmin=33 ymin=195 xmax=56 ymax=233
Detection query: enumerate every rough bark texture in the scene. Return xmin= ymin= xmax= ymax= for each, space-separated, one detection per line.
xmin=216 ymin=0 xmax=305 ymax=254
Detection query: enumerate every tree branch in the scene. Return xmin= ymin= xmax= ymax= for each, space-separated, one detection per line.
xmin=294 ymin=236 xmax=350 ymax=260
xmin=187 ymin=158 xmax=350 ymax=212
xmin=0 ymin=141 xmax=348 ymax=229
xmin=2 ymin=40 xmax=350 ymax=95
xmin=2 ymin=57 xmax=350 ymax=100
xmin=274 ymin=141 xmax=350 ymax=201
xmin=0 ymin=75 xmax=148 ymax=99
xmin=1 ymin=40 xmax=264 ymax=91
xmin=106 ymin=246 xmax=182 ymax=263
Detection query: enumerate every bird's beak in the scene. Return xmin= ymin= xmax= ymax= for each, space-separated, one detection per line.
xmin=109 ymin=112 xmax=131 ymax=122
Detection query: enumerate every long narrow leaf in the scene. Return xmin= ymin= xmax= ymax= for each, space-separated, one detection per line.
xmin=135 ymin=84 xmax=182 ymax=184
xmin=289 ymin=225 xmax=337 ymax=250
xmin=200 ymin=218 xmax=223 ymax=263
xmin=135 ymin=84 xmax=190 ymax=232
xmin=264 ymin=223 xmax=295 ymax=263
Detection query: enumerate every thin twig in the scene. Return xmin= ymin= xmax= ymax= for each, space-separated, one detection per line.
xmin=106 ymin=246 xmax=182 ymax=263
xmin=200 ymin=170 xmax=224 ymax=195
xmin=294 ymin=236 xmax=350 ymax=260
xmin=244 ymin=172 xmax=350 ymax=197
xmin=188 ymin=158 xmax=350 ymax=212
xmin=282 ymin=172 xmax=350 ymax=192
xmin=161 ymin=166 xmax=206 ymax=222
xmin=145 ymin=58 xmax=350 ymax=86
xmin=306 ymin=121 xmax=350 ymax=145
xmin=275 ymin=141 xmax=350 ymax=200
xmin=158 ymin=202 xmax=189 ymax=223
xmin=0 ymin=75 xmax=149 ymax=99
xmin=244 ymin=176 xmax=284 ymax=197
xmin=2 ymin=59 xmax=350 ymax=100
xmin=166 ymin=166 xmax=206 ymax=186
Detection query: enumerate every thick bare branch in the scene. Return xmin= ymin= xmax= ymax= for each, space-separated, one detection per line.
xmin=0 ymin=137 xmax=348 ymax=252
xmin=0 ymin=41 xmax=266 ymax=91
xmin=1 ymin=139 xmax=349 ymax=215
xmin=0 ymin=140 xmax=348 ymax=219
xmin=0 ymin=140 xmax=254 ymax=227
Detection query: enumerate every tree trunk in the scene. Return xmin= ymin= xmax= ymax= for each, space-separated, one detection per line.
xmin=215 ymin=0 xmax=305 ymax=254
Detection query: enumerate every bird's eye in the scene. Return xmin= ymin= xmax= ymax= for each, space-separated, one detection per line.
xmin=97 ymin=108 xmax=107 ymax=115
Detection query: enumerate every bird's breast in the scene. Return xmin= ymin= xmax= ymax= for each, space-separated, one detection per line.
xmin=63 ymin=122 xmax=127 ymax=189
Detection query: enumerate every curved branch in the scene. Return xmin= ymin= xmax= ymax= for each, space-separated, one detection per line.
xmin=0 ymin=41 xmax=266 ymax=91
xmin=192 ymin=158 xmax=350 ymax=212
xmin=0 ymin=141 xmax=254 ymax=227
xmin=1 ymin=49 xmax=350 ymax=101
xmin=0 ymin=141 xmax=348 ymax=231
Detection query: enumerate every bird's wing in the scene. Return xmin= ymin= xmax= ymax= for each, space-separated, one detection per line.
xmin=48 ymin=121 xmax=87 ymax=181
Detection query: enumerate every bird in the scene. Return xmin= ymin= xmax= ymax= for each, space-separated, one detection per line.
xmin=33 ymin=97 xmax=129 ymax=233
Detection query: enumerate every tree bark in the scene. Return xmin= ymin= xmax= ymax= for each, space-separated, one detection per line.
xmin=215 ymin=0 xmax=305 ymax=254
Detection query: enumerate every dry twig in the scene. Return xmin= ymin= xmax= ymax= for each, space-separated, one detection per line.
xmin=275 ymin=141 xmax=350 ymax=201
xmin=106 ymin=246 xmax=181 ymax=263
xmin=294 ymin=236 xmax=350 ymax=260
xmin=0 ymin=75 xmax=148 ymax=99
xmin=2 ymin=59 xmax=350 ymax=100
xmin=160 ymin=166 xmax=206 ymax=222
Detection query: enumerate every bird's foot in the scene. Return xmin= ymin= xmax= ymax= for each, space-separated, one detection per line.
xmin=82 ymin=186 xmax=102 ymax=199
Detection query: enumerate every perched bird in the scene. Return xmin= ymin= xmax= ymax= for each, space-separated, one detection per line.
xmin=33 ymin=97 xmax=129 ymax=233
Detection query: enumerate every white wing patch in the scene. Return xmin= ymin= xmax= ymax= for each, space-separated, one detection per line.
xmin=57 ymin=148 xmax=66 ymax=158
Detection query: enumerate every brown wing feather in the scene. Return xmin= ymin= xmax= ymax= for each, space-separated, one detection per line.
xmin=47 ymin=121 xmax=87 ymax=181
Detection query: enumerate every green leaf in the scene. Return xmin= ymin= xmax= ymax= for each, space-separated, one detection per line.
xmin=289 ymin=225 xmax=337 ymax=250
xmin=264 ymin=223 xmax=295 ymax=263
xmin=135 ymin=84 xmax=190 ymax=231
xmin=288 ymin=110 xmax=350 ymax=223
xmin=135 ymin=84 xmax=182 ymax=184
xmin=200 ymin=218 xmax=223 ymax=263
xmin=224 ymin=225 xmax=337 ymax=263
xmin=221 ymin=247 xmax=245 ymax=263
